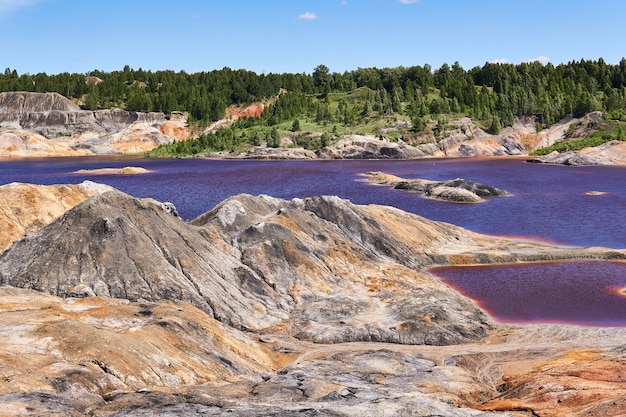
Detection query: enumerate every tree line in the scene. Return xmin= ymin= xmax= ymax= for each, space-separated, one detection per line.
xmin=2 ymin=58 xmax=626 ymax=131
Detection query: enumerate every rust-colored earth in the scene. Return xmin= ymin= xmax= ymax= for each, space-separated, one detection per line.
xmin=1 ymin=183 xmax=626 ymax=416
xmin=225 ymin=102 xmax=265 ymax=120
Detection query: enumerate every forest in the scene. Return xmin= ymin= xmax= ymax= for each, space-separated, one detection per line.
xmin=2 ymin=58 xmax=626 ymax=155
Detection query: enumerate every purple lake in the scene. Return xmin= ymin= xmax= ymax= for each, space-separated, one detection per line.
xmin=430 ymin=261 xmax=626 ymax=326
xmin=1 ymin=156 xmax=623 ymax=248
xmin=1 ymin=156 xmax=625 ymax=325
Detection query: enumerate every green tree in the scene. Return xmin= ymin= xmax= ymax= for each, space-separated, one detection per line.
xmin=253 ymin=132 xmax=262 ymax=146
xmin=320 ymin=132 xmax=330 ymax=148
xmin=291 ymin=119 xmax=300 ymax=132
xmin=489 ymin=115 xmax=502 ymax=134
xmin=83 ymin=93 xmax=99 ymax=110
xmin=411 ymin=115 xmax=427 ymax=132
xmin=268 ymin=127 xmax=280 ymax=148
xmin=313 ymin=64 xmax=330 ymax=94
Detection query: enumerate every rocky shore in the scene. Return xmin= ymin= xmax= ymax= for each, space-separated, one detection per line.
xmin=3 ymin=92 xmax=625 ymax=165
xmin=0 ymin=183 xmax=625 ymax=416
xmin=527 ymin=140 xmax=626 ymax=166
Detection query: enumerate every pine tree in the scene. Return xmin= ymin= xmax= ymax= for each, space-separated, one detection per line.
xmin=489 ymin=116 xmax=502 ymax=135
xmin=291 ymin=119 xmax=300 ymax=132
xmin=269 ymin=127 xmax=280 ymax=148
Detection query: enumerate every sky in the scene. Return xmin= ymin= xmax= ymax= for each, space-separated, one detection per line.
xmin=1 ymin=0 xmax=625 ymax=76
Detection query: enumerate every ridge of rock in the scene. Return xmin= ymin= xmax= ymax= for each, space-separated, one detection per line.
xmin=0 ymin=190 xmax=282 ymax=331
xmin=0 ymin=181 xmax=116 ymax=253
xmin=2 ymin=185 xmax=626 ymax=416
xmin=0 ymin=91 xmax=81 ymax=113
xmin=0 ymin=190 xmax=496 ymax=345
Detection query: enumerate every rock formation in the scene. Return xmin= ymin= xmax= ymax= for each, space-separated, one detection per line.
xmin=0 ymin=190 xmax=495 ymax=343
xmin=528 ymin=141 xmax=626 ymax=166
xmin=439 ymin=115 xmax=579 ymax=157
xmin=225 ymin=103 xmax=265 ymax=120
xmin=0 ymin=181 xmax=115 ymax=253
xmin=317 ymin=135 xmax=439 ymax=159
xmin=366 ymin=171 xmax=511 ymax=203
xmin=1 ymin=184 xmax=626 ymax=416
xmin=0 ymin=129 xmax=93 ymax=157
xmin=0 ymin=92 xmax=183 ymax=156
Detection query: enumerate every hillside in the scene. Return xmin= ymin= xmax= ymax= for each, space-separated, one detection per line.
xmin=2 ymin=91 xmax=596 ymax=163
xmin=0 ymin=181 xmax=115 ymax=252
xmin=1 ymin=183 xmax=626 ymax=416
xmin=2 ymin=59 xmax=626 ymax=162
xmin=0 ymin=92 xmax=187 ymax=156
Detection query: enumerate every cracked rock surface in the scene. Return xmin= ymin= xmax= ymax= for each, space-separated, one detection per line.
xmin=0 ymin=183 xmax=625 ymax=416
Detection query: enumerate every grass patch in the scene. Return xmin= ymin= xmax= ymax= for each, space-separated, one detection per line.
xmin=530 ymin=121 xmax=626 ymax=156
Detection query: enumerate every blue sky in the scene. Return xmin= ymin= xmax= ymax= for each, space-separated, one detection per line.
xmin=2 ymin=0 xmax=625 ymax=76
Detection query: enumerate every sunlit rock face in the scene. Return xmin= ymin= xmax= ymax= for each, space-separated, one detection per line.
xmin=1 ymin=183 xmax=626 ymax=416
xmin=528 ymin=141 xmax=626 ymax=166
xmin=0 ymin=181 xmax=116 ymax=253
xmin=0 ymin=92 xmax=176 ymax=156
xmin=0 ymin=190 xmax=493 ymax=344
xmin=317 ymin=134 xmax=438 ymax=159
xmin=192 ymin=193 xmax=494 ymax=344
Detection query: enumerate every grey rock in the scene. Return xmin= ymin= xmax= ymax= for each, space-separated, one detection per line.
xmin=317 ymin=135 xmax=438 ymax=159
xmin=103 ymin=348 xmax=515 ymax=416
xmin=527 ymin=150 xmax=609 ymax=166
xmin=160 ymin=201 xmax=179 ymax=217
xmin=0 ymin=191 xmax=490 ymax=345
xmin=394 ymin=177 xmax=510 ymax=203
xmin=0 ymin=91 xmax=168 ymax=146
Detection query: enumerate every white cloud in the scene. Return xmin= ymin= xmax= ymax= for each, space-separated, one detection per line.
xmin=489 ymin=58 xmax=510 ymax=65
xmin=398 ymin=0 xmax=420 ymax=4
xmin=527 ymin=55 xmax=550 ymax=64
xmin=0 ymin=0 xmax=42 ymax=13
xmin=341 ymin=1 xmax=348 ymax=5
xmin=298 ymin=11 xmax=317 ymax=20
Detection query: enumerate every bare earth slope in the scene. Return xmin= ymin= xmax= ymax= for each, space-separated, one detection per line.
xmin=0 ymin=185 xmax=625 ymax=416
xmin=528 ymin=140 xmax=626 ymax=166
xmin=0 ymin=181 xmax=115 ymax=253
xmin=0 ymin=92 xmax=185 ymax=156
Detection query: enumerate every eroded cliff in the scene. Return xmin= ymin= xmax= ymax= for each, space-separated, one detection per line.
xmin=0 ymin=92 xmax=184 ymax=156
